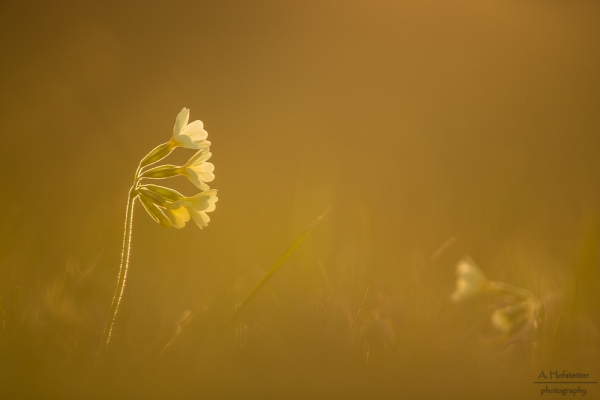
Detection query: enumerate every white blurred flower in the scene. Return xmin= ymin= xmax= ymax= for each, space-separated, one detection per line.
xmin=170 ymin=108 xmax=211 ymax=150
xmin=166 ymin=190 xmax=218 ymax=230
xmin=180 ymin=149 xmax=215 ymax=190
xmin=491 ymin=297 xmax=542 ymax=335
xmin=491 ymin=302 xmax=528 ymax=333
xmin=451 ymin=257 xmax=490 ymax=302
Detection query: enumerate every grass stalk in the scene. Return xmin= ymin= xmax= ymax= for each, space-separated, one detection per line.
xmin=349 ymin=286 xmax=370 ymax=334
xmin=160 ymin=206 xmax=331 ymax=355
xmin=232 ymin=206 xmax=331 ymax=319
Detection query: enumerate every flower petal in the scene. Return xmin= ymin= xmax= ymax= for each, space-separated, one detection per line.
xmin=195 ymin=180 xmax=211 ymax=191
xmin=174 ymin=120 xmax=208 ymax=149
xmin=204 ymin=196 xmax=218 ymax=212
xmin=184 ymin=149 xmax=212 ymax=168
xmin=173 ymin=108 xmax=190 ymax=137
xmin=191 ymin=162 xmax=215 ymax=181
xmin=170 ymin=200 xmax=193 ymax=209
xmin=186 ymin=190 xmax=217 ymax=211
xmin=185 ymin=163 xmax=215 ymax=190
xmin=165 ymin=205 xmax=190 ymax=229
xmin=190 ymin=209 xmax=210 ymax=229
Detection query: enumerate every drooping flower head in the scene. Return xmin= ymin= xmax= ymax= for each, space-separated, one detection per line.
xmin=136 ymin=107 xmax=217 ymax=230
xmin=100 ymin=107 xmax=219 ymax=359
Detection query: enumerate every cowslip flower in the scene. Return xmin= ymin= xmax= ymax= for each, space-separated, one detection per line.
xmin=136 ymin=185 xmax=193 ymax=230
xmin=164 ymin=203 xmax=191 ymax=229
xmin=99 ymin=107 xmax=218 ymax=360
xmin=139 ymin=149 xmax=215 ymax=191
xmin=169 ymin=107 xmax=211 ymax=150
xmin=139 ymin=108 xmax=211 ymax=167
xmin=165 ymin=190 xmax=218 ymax=229
xmin=179 ymin=149 xmax=215 ymax=190
xmin=451 ymin=257 xmax=491 ymax=302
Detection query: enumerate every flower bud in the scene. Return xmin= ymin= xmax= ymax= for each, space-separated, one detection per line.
xmin=139 ymin=142 xmax=174 ymax=168
xmin=137 ymin=187 xmax=169 ymax=206
xmin=142 ymin=184 xmax=185 ymax=202
xmin=138 ymin=192 xmax=171 ymax=229
xmin=140 ymin=165 xmax=181 ymax=179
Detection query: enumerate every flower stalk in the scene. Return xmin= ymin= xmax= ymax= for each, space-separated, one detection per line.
xmin=97 ymin=108 xmax=218 ymax=362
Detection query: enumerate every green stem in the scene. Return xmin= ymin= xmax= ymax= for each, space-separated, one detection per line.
xmin=98 ymin=166 xmax=142 ymax=362
xmin=489 ymin=281 xmax=541 ymax=306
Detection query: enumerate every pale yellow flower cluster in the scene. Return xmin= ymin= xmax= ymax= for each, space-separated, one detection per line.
xmin=451 ymin=257 xmax=542 ymax=337
xmin=135 ymin=108 xmax=218 ymax=230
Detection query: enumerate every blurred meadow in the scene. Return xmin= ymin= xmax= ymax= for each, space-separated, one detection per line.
xmin=1 ymin=0 xmax=599 ymax=398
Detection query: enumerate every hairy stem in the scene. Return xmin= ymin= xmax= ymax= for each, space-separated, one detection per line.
xmin=98 ymin=166 xmax=142 ymax=362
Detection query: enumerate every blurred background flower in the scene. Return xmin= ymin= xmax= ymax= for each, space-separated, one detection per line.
xmin=451 ymin=257 xmax=490 ymax=302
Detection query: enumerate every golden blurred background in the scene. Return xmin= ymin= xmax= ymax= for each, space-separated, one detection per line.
xmin=1 ymin=0 xmax=599 ymax=398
